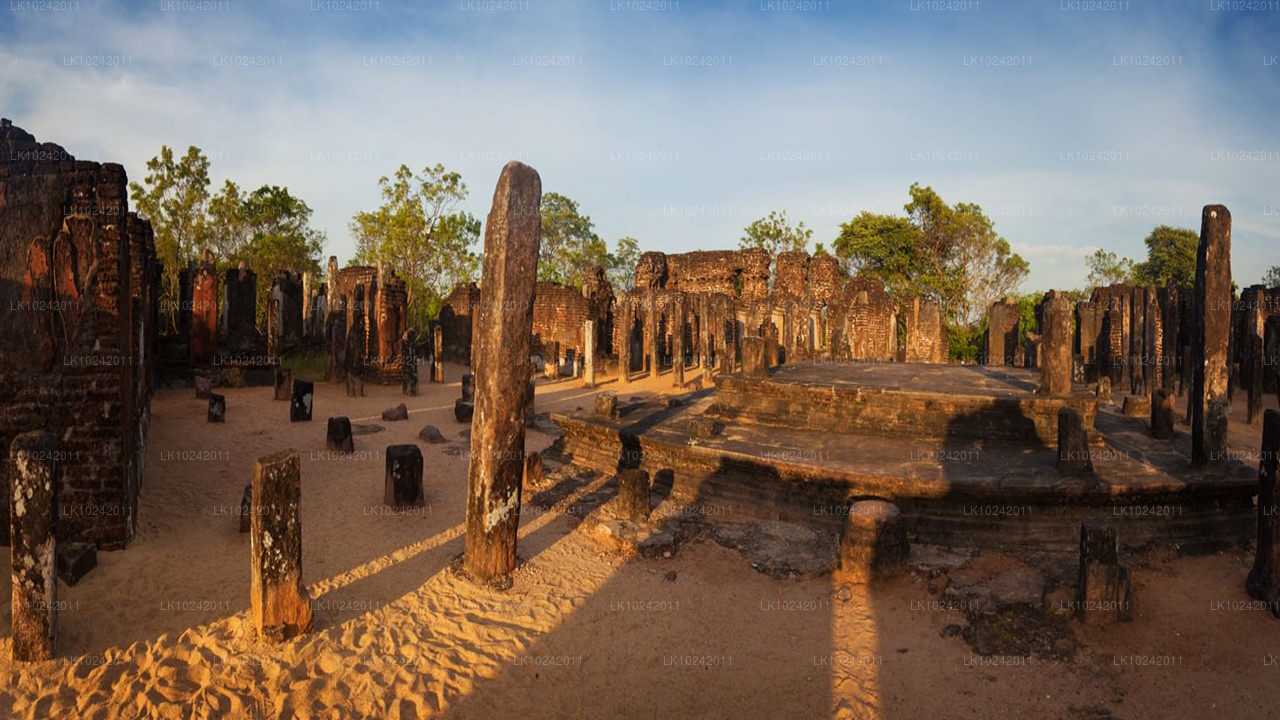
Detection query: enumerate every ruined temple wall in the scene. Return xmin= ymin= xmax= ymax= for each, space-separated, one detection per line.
xmin=0 ymin=119 xmax=157 ymax=548
xmin=665 ymin=250 xmax=741 ymax=295
xmin=773 ymin=252 xmax=810 ymax=299
xmin=531 ymin=282 xmax=590 ymax=360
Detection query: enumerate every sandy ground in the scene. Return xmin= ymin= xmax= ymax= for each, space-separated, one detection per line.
xmin=2 ymin=363 xmax=1280 ymax=719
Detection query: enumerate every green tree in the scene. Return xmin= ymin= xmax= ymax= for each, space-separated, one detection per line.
xmin=538 ymin=192 xmax=609 ymax=286
xmin=608 ymin=236 xmax=641 ymax=291
xmin=739 ymin=210 xmax=813 ymax=255
xmin=833 ymin=212 xmax=928 ymax=300
xmin=128 ymin=145 xmax=212 ymax=327
xmin=1264 ymin=265 xmax=1280 ymax=287
xmin=351 ymin=164 xmax=481 ymax=327
xmin=1132 ymin=225 xmax=1198 ymax=287
xmin=1085 ymin=249 xmax=1136 ymax=288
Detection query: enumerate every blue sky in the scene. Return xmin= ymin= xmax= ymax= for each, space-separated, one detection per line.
xmin=2 ymin=0 xmax=1278 ymax=291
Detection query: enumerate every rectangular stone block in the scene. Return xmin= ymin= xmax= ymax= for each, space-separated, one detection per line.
xmin=250 ymin=450 xmax=313 ymax=642
xmin=1191 ymin=205 xmax=1232 ymax=468
xmin=290 ymin=380 xmax=313 ymax=422
xmin=385 ymin=444 xmax=425 ymax=507
xmin=9 ymin=431 xmax=58 ymax=661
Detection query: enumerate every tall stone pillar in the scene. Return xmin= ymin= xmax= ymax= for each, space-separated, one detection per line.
xmin=672 ymin=294 xmax=685 ymax=388
xmin=432 ymin=324 xmax=444 ymax=383
xmin=250 ymin=450 xmax=314 ymax=642
xmin=1191 ymin=205 xmax=1232 ymax=468
xmin=464 ymin=161 xmax=541 ymax=583
xmin=9 ymin=431 xmax=58 ymax=662
xmin=1041 ymin=291 xmax=1073 ymax=395
xmin=583 ymin=319 xmax=596 ymax=387
xmin=1247 ymin=409 xmax=1280 ymax=614
xmin=190 ymin=249 xmax=218 ymax=366
xmin=647 ymin=289 xmax=660 ymax=379
xmin=618 ymin=298 xmax=632 ymax=386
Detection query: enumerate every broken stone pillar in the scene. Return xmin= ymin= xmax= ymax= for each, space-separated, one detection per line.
xmin=208 ymin=393 xmax=226 ymax=423
xmin=543 ymin=341 xmax=560 ymax=380
xmin=9 ymin=431 xmax=58 ymax=662
xmin=1244 ymin=288 xmax=1266 ymax=425
xmin=290 ymin=380 xmax=313 ymax=422
xmin=325 ymin=292 xmax=347 ymax=383
xmin=1151 ymin=388 xmax=1175 ymax=439
xmin=522 ymin=452 xmax=544 ymax=490
xmin=1041 ymin=291 xmax=1073 ymax=395
xmin=595 ymin=391 xmax=619 ymax=420
xmin=1056 ymin=407 xmax=1093 ymax=476
xmin=1097 ymin=376 xmax=1112 ymax=403
xmin=1246 ymin=409 xmax=1280 ymax=616
xmin=583 ymin=319 xmax=596 ymax=387
xmin=461 ymin=373 xmax=475 ymax=402
xmin=986 ymin=299 xmax=1019 ymax=366
xmin=617 ymin=469 xmax=650 ymax=522
xmin=1191 ymin=205 xmax=1232 ymax=468
xmin=464 ymin=161 xmax=541 ymax=583
xmin=1122 ymin=394 xmax=1150 ymax=418
xmin=274 ymin=367 xmax=291 ymax=401
xmin=190 ymin=249 xmax=218 ymax=366
xmin=402 ymin=329 xmax=418 ymax=396
xmin=839 ymin=500 xmax=909 ymax=583
xmin=1076 ymin=519 xmax=1133 ymax=625
xmin=250 ymin=450 xmax=314 ymax=642
xmin=432 ymin=324 xmax=444 ymax=384
xmin=741 ymin=336 xmax=769 ymax=379
xmin=647 ymin=290 xmax=660 ymax=379
xmin=224 ymin=265 xmax=257 ymax=351
xmin=326 ymin=417 xmax=354 ymax=453
xmin=385 ymin=445 xmax=425 ymax=508
xmin=454 ymin=399 xmax=474 ymax=423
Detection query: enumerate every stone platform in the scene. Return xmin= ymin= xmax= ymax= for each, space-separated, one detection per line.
xmin=708 ymin=362 xmax=1097 ymax=445
xmin=552 ymin=376 xmax=1257 ymax=553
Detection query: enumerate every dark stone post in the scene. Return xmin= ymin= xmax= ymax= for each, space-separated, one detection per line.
xmin=385 ymin=445 xmax=425 ymax=508
xmin=1041 ymin=291 xmax=1072 ymax=395
xmin=326 ymin=417 xmax=354 ymax=453
xmin=1246 ymin=410 xmax=1280 ymax=616
xmin=1151 ymin=388 xmax=1175 ymax=439
xmin=1191 ymin=205 xmax=1232 ymax=468
xmin=250 ymin=449 xmax=314 ymax=642
xmin=617 ymin=469 xmax=651 ymax=522
xmin=1056 ymin=407 xmax=1093 ymax=476
xmin=208 ymin=393 xmax=226 ymax=423
xmin=432 ymin=324 xmax=444 ymax=384
xmin=647 ymin=289 xmax=660 ymax=379
xmin=672 ymin=294 xmax=685 ymax=388
xmin=1076 ymin=519 xmax=1133 ymax=625
xmin=464 ymin=161 xmax=541 ymax=583
xmin=402 ymin=329 xmax=418 ymax=396
xmin=290 ymin=380 xmax=313 ymax=422
xmin=9 ymin=431 xmax=58 ymax=662
xmin=618 ymin=298 xmax=632 ymax=386
xmin=274 ymin=367 xmax=291 ymax=401
xmin=583 ymin=319 xmax=596 ymax=387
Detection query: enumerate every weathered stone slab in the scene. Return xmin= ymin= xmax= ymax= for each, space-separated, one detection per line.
xmin=290 ymin=380 xmax=313 ymax=422
xmin=741 ymin=336 xmax=768 ymax=378
xmin=385 ymin=444 xmax=425 ymax=508
xmin=1076 ymin=519 xmax=1132 ymax=625
xmin=9 ymin=431 xmax=58 ymax=661
xmin=250 ymin=450 xmax=314 ymax=642
xmin=839 ymin=500 xmax=908 ymax=583
xmin=687 ymin=417 xmax=720 ymax=440
xmin=464 ymin=161 xmax=541 ymax=583
xmin=326 ymin=417 xmax=354 ymax=453
xmin=1057 ymin=407 xmax=1093 ymax=476
xmin=617 ymin=469 xmax=651 ymax=522
xmin=274 ymin=367 xmax=291 ymax=401
xmin=1247 ymin=409 xmax=1280 ymax=616
xmin=208 ymin=393 xmax=226 ymax=423
xmin=1191 ymin=205 xmax=1232 ymax=468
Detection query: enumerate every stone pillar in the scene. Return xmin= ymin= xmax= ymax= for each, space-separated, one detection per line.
xmin=672 ymin=294 xmax=685 ymax=388
xmin=1056 ymin=407 xmax=1093 ymax=476
xmin=647 ymin=289 xmax=660 ymax=379
xmin=986 ymin=299 xmax=1019 ymax=366
xmin=290 ymin=380 xmax=313 ymax=422
xmin=1076 ymin=519 xmax=1133 ymax=625
xmin=1151 ymin=388 xmax=1175 ymax=439
xmin=385 ymin=445 xmax=425 ymax=508
xmin=225 ymin=265 xmax=257 ymax=350
xmin=742 ymin=336 xmax=769 ymax=379
xmin=402 ymin=329 xmax=418 ymax=396
xmin=1159 ymin=285 xmax=1180 ymax=394
xmin=1142 ymin=286 xmax=1161 ymax=395
xmin=1245 ymin=288 xmax=1266 ymax=425
xmin=618 ymin=299 xmax=632 ymax=386
xmin=326 ymin=417 xmax=354 ymax=453
xmin=190 ymin=249 xmax=218 ymax=366
xmin=544 ymin=341 xmax=560 ymax=380
xmin=464 ymin=161 xmax=541 ymax=583
xmin=208 ymin=393 xmax=226 ymax=423
xmin=432 ymin=324 xmax=444 ymax=384
xmin=1191 ymin=205 xmax=1232 ymax=468
xmin=583 ymin=319 xmax=596 ymax=387
xmin=1041 ymin=291 xmax=1073 ymax=395
xmin=250 ymin=450 xmax=314 ymax=642
xmin=9 ymin=431 xmax=58 ymax=662
xmin=274 ymin=367 xmax=291 ymax=401
xmin=1247 ymin=409 xmax=1280 ymax=615
xmin=839 ymin=500 xmax=909 ymax=582
xmin=617 ymin=469 xmax=650 ymax=522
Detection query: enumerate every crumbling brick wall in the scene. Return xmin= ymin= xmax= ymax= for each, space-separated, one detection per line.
xmin=0 ymin=119 xmax=158 ymax=549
